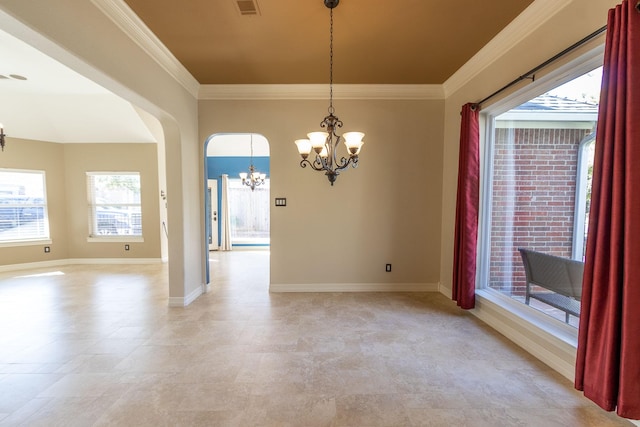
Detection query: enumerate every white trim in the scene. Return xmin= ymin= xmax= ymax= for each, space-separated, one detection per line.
xmin=0 ymin=239 xmax=52 ymax=248
xmin=168 ymin=284 xmax=204 ymax=307
xmin=472 ymin=290 xmax=577 ymax=381
xmin=199 ymin=84 xmax=444 ymax=101
xmin=87 ymin=236 xmax=145 ymax=243
xmin=497 ymin=111 xmax=598 ymax=122
xmin=91 ymin=0 xmax=571 ymax=103
xmin=478 ymin=48 xmax=604 ymax=117
xmin=91 ymin=0 xmax=576 ymax=103
xmin=269 ymin=282 xmax=438 ymax=293
xmin=443 ymin=0 xmax=573 ymax=97
xmin=91 ymin=0 xmax=199 ymax=98
xmin=572 ymin=133 xmax=596 ymax=260
xmin=494 ymin=121 xmax=596 ymax=130
xmin=0 ymin=257 xmax=162 ymax=273
xmin=66 ymin=257 xmax=162 ymax=265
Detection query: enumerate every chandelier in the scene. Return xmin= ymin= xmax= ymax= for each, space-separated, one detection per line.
xmin=294 ymin=0 xmax=364 ymax=186
xmin=239 ymin=133 xmax=266 ymax=191
xmin=0 ymin=124 xmax=5 ymax=151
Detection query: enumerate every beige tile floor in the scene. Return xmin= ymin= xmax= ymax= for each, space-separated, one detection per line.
xmin=0 ymin=250 xmax=632 ymax=426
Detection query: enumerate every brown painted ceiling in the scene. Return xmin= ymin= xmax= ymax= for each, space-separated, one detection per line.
xmin=124 ymin=0 xmax=535 ymax=85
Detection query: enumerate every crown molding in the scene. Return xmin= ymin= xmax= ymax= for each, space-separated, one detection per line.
xmin=91 ymin=0 xmax=200 ymax=98
xmin=442 ymin=0 xmax=573 ymax=98
xmin=92 ymin=0 xmax=570 ymax=102
xmin=198 ymin=84 xmax=444 ymax=100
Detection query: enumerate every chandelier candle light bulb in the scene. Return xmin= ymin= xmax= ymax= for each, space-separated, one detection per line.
xmin=343 ymin=132 xmax=365 ymax=155
xmin=293 ymin=0 xmax=364 ymax=186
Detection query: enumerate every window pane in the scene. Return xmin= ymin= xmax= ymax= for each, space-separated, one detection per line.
xmin=228 ymin=179 xmax=269 ymax=243
xmin=87 ymin=173 xmax=142 ymax=237
xmin=0 ymin=170 xmax=50 ymax=242
xmin=484 ymin=68 xmax=601 ymax=326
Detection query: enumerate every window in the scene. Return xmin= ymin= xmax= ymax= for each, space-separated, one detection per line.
xmin=228 ymin=178 xmax=270 ymax=244
xmin=87 ymin=172 xmax=142 ymax=238
xmin=479 ymin=66 xmax=602 ymax=327
xmin=0 ymin=169 xmax=49 ymax=243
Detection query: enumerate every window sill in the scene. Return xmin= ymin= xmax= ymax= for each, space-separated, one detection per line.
xmin=476 ymin=289 xmax=578 ymax=346
xmin=472 ymin=289 xmax=578 ymax=381
xmin=0 ymin=239 xmax=52 ymax=248
xmin=87 ymin=236 xmax=144 ymax=243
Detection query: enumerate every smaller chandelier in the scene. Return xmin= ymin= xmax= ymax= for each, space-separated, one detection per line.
xmin=239 ymin=134 xmax=266 ymax=191
xmin=294 ymin=0 xmax=364 ymax=186
xmin=0 ymin=124 xmax=5 ymax=151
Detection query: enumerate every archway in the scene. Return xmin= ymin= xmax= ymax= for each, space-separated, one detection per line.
xmin=203 ymin=133 xmax=270 ymax=285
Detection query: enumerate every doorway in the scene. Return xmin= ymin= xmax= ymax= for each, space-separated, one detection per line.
xmin=204 ymin=133 xmax=270 ymax=284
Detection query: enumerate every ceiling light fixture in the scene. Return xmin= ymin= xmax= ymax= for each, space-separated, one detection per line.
xmin=294 ymin=0 xmax=364 ymax=186
xmin=240 ymin=133 xmax=266 ymax=191
xmin=0 ymin=124 xmax=5 ymax=151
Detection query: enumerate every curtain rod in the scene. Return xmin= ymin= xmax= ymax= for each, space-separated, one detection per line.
xmin=474 ymin=25 xmax=607 ymax=108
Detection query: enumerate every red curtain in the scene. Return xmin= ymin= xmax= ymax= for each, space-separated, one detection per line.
xmin=575 ymin=0 xmax=640 ymax=420
xmin=452 ymin=103 xmax=480 ymax=309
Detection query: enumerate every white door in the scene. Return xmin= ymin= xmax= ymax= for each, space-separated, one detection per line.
xmin=208 ymin=179 xmax=219 ymax=250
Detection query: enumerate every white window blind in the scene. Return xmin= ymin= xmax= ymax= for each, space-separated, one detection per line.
xmin=0 ymin=169 xmax=50 ymax=243
xmin=87 ymin=172 xmax=142 ymax=237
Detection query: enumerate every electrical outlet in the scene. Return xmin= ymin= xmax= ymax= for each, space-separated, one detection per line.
xmin=44 ymin=246 xmax=50 ymax=253
xmin=124 ymin=244 xmax=130 ymax=251
xmin=385 ymin=264 xmax=392 ymax=272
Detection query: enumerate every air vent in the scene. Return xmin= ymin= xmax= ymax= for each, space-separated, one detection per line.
xmin=235 ymin=0 xmax=260 ymax=15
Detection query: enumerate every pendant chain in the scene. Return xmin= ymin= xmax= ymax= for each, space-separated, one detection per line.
xmin=328 ymin=7 xmax=334 ymax=115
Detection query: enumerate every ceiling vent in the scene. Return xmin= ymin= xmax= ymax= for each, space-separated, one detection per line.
xmin=235 ymin=0 xmax=260 ymax=16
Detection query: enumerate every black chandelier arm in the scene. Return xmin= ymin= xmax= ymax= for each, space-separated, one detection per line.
xmin=333 ymin=155 xmax=359 ymax=172
xmin=320 ymin=114 xmax=343 ymax=131
xmin=300 ymin=158 xmax=327 ymax=172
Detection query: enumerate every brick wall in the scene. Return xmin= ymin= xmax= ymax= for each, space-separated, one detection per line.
xmin=489 ymin=127 xmax=588 ymax=296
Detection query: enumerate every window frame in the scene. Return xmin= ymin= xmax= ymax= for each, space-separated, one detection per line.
xmin=86 ymin=171 xmax=144 ymax=242
xmin=572 ymin=133 xmax=596 ymax=261
xmin=0 ymin=168 xmax=51 ymax=246
xmin=475 ymin=47 xmax=605 ymax=339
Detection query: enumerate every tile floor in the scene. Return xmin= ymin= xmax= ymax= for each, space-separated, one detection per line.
xmin=0 ymin=251 xmax=632 ymax=426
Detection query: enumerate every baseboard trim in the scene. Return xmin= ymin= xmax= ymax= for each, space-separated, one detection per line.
xmin=269 ymin=282 xmax=438 ymax=293
xmin=0 ymin=257 xmax=162 ymax=273
xmin=67 ymin=258 xmax=163 ymax=265
xmin=168 ymin=284 xmax=204 ymax=307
